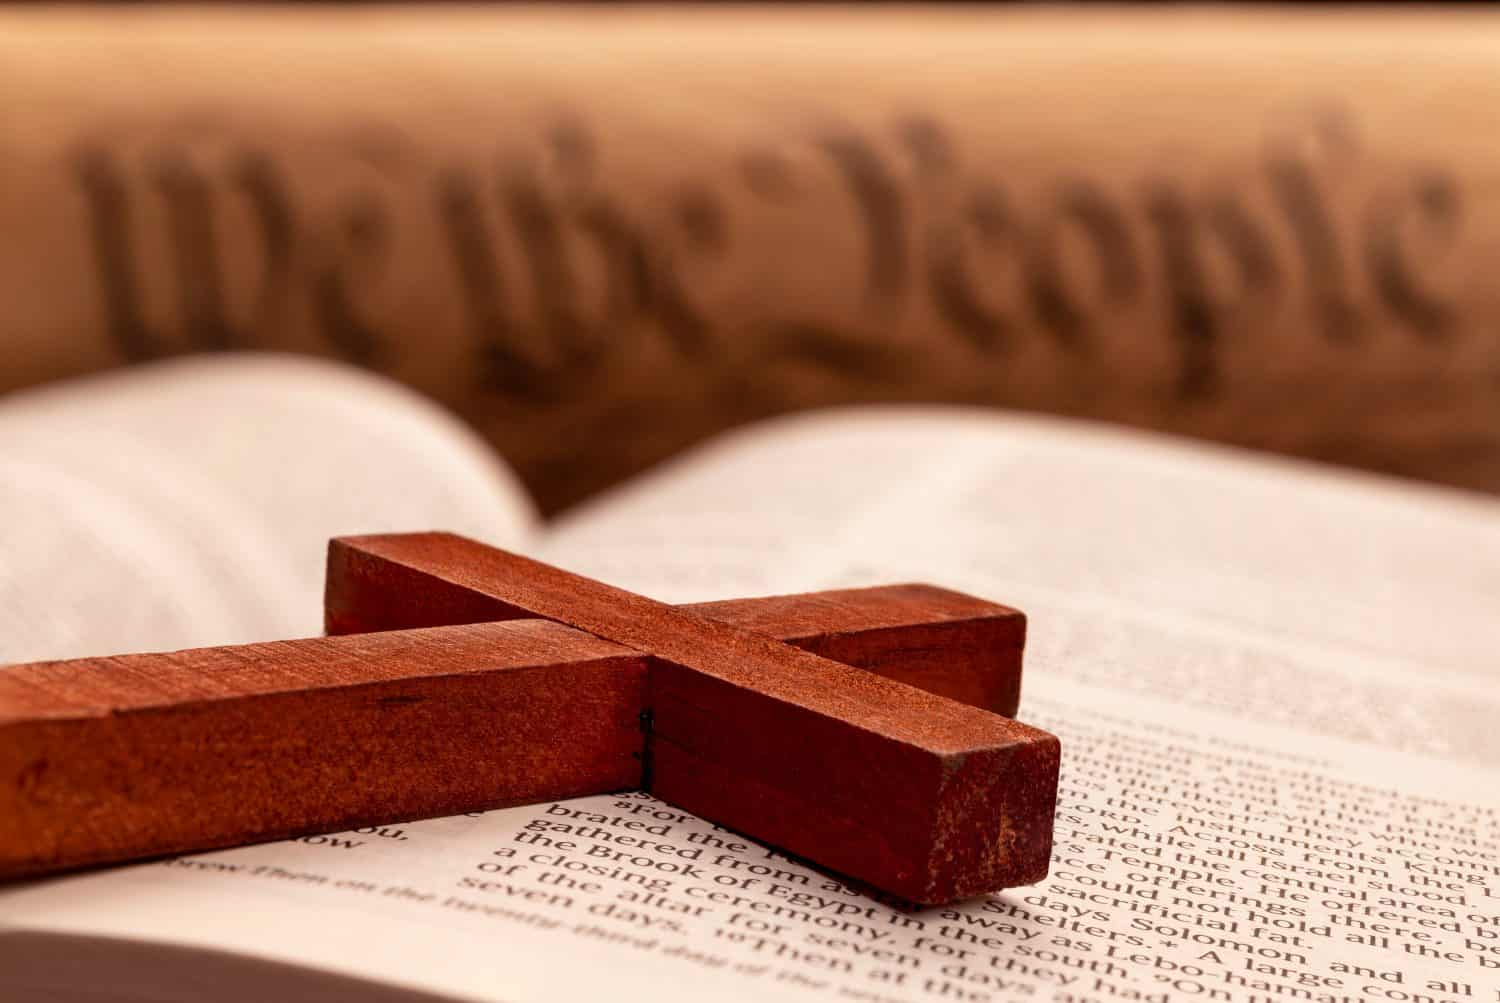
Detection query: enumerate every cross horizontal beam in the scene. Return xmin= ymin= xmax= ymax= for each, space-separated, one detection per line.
xmin=328 ymin=556 xmax=1026 ymax=718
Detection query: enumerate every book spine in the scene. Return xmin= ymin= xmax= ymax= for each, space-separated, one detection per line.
xmin=1 ymin=7 xmax=1497 ymax=508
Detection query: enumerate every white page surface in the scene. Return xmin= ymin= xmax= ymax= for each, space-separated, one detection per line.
xmin=4 ymin=408 xmax=1497 ymax=1002
xmin=0 ymin=355 xmax=535 ymax=662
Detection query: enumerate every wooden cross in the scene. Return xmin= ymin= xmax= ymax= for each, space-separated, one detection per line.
xmin=0 ymin=533 xmax=1059 ymax=905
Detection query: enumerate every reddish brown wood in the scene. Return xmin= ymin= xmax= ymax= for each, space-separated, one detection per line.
xmin=330 ymin=534 xmax=1058 ymax=904
xmin=0 ymin=533 xmax=1056 ymax=904
xmin=0 ymin=576 xmax=1034 ymax=887
xmin=329 ymin=558 xmax=1025 ymax=716
xmin=691 ymin=587 xmax=1024 ymax=716
xmin=0 ymin=621 xmax=646 ymax=879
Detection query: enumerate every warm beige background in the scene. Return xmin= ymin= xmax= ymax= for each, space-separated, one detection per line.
xmin=1 ymin=5 xmax=1497 ymax=510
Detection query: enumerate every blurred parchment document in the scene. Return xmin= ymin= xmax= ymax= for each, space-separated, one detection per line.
xmin=2 ymin=358 xmax=1499 ymax=1003
xmin=3 ymin=6 xmax=1500 ymax=511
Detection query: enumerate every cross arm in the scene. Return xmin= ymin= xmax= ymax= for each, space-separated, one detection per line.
xmin=328 ymin=544 xmax=1025 ymax=717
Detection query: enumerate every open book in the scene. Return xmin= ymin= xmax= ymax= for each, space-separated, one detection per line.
xmin=2 ymin=356 xmax=1497 ymax=1002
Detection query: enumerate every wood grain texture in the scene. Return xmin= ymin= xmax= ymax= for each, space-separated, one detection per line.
xmin=1 ymin=533 xmax=1053 ymax=902
xmin=691 ymin=587 xmax=1024 ymax=718
xmin=331 ymin=533 xmax=1058 ymax=904
xmin=0 ymin=621 xmax=647 ymax=879
xmin=328 ymin=551 xmax=1025 ymax=716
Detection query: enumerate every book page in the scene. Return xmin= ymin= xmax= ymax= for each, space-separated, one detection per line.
xmin=543 ymin=408 xmax=1500 ymax=763
xmin=3 ymin=410 xmax=1498 ymax=1003
xmin=0 ymin=354 xmax=536 ymax=663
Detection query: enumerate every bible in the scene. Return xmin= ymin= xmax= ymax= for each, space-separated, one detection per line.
xmin=0 ymin=357 xmax=1496 ymax=1002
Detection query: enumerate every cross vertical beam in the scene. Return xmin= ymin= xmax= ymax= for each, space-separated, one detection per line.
xmin=0 ymin=533 xmax=1058 ymax=906
xmin=0 ymin=621 xmax=647 ymax=877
